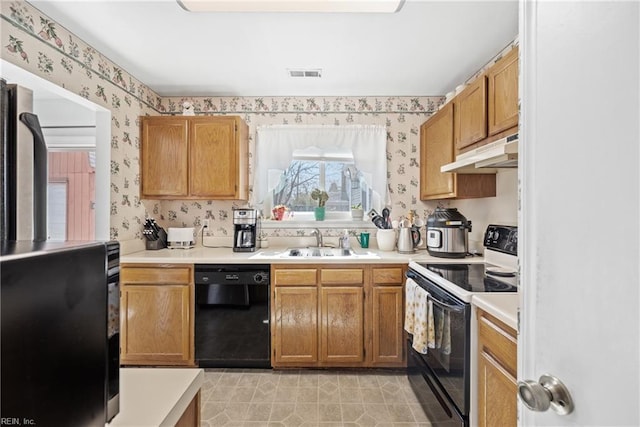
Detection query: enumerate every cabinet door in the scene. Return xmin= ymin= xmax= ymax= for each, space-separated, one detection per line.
xmin=477 ymin=310 xmax=517 ymax=427
xmin=488 ymin=47 xmax=519 ymax=136
xmin=120 ymin=283 xmax=193 ymax=365
xmin=189 ymin=117 xmax=238 ymax=198
xmin=455 ymin=76 xmax=488 ymax=150
xmin=371 ymin=286 xmax=404 ymax=366
xmin=420 ymin=102 xmax=456 ymax=200
xmin=320 ymin=286 xmax=364 ymax=364
xmin=478 ymin=350 xmax=517 ymax=427
xmin=272 ymin=286 xmax=318 ymax=365
xmin=140 ymin=117 xmax=189 ymax=197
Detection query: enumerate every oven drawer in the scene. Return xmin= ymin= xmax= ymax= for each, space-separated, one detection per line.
xmin=477 ymin=309 xmax=517 ymax=377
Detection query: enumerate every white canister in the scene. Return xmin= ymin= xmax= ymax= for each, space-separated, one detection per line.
xmin=376 ymin=229 xmax=397 ymax=251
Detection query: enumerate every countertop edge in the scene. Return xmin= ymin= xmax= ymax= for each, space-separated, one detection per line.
xmin=160 ymin=369 xmax=204 ymax=426
xmin=107 ymin=368 xmax=204 ymax=427
xmin=472 ymin=293 xmax=519 ymax=331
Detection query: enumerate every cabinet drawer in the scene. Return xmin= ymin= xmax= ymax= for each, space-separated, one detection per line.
xmin=274 ymin=269 xmax=317 ymax=286
xmin=372 ymin=267 xmax=404 ymax=285
xmin=478 ymin=309 xmax=517 ymax=376
xmin=121 ymin=265 xmax=192 ymax=284
xmin=320 ymin=269 xmax=364 ymax=285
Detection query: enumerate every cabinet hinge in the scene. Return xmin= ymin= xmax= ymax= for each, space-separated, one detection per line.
xmin=235 ymin=123 xmax=238 ymax=132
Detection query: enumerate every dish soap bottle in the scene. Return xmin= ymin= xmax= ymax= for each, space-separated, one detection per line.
xmin=340 ymin=229 xmax=351 ymax=251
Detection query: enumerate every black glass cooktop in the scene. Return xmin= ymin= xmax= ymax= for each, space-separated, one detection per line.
xmin=417 ymin=263 xmax=518 ymax=293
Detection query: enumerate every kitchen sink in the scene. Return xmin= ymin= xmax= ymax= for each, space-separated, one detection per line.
xmin=249 ymin=247 xmax=380 ymax=260
xmin=284 ymin=247 xmax=355 ymax=257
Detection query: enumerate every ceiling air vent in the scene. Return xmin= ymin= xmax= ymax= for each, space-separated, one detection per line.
xmin=288 ymin=69 xmax=322 ymax=78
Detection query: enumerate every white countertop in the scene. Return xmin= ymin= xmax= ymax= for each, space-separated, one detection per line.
xmin=107 ymin=368 xmax=204 ymax=427
xmin=121 ymin=245 xmax=484 ymax=265
xmin=472 ymin=293 xmax=519 ymax=331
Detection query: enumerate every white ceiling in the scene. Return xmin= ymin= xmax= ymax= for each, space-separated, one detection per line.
xmin=29 ymin=0 xmax=519 ymax=97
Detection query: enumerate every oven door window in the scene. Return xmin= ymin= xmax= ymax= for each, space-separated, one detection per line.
xmin=425 ymin=296 xmax=470 ymax=416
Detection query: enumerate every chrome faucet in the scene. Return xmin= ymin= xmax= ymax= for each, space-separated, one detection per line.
xmin=311 ymin=228 xmax=323 ymax=247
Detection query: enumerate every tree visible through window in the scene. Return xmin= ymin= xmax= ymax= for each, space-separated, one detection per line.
xmin=273 ymin=160 xmax=358 ymax=213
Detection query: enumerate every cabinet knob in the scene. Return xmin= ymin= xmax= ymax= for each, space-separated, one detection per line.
xmin=517 ymin=374 xmax=574 ymax=415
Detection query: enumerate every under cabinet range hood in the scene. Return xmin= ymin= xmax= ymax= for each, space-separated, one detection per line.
xmin=441 ymin=133 xmax=518 ymax=173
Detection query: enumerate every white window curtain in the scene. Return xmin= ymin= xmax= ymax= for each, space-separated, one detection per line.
xmin=253 ymin=125 xmax=387 ymax=208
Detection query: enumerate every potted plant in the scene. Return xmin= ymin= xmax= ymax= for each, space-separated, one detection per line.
xmin=351 ymin=203 xmax=364 ymax=220
xmin=310 ymin=188 xmax=329 ymax=221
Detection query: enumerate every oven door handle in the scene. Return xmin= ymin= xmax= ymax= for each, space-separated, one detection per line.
xmin=428 ymin=295 xmax=465 ymax=313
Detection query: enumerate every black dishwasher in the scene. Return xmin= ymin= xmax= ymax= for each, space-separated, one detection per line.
xmin=194 ymin=264 xmax=271 ymax=368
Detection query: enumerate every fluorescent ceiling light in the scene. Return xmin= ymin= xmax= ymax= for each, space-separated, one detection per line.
xmin=178 ymin=0 xmax=405 ymax=13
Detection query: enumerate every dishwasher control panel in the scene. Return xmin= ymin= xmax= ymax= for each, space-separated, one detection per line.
xmin=194 ymin=264 xmax=270 ymax=285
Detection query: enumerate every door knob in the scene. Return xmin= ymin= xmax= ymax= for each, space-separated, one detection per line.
xmin=517 ymin=374 xmax=574 ymax=415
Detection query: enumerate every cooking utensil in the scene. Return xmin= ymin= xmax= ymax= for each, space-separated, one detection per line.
xmin=372 ymin=215 xmax=386 ymax=229
xmin=382 ymin=208 xmax=391 ymax=229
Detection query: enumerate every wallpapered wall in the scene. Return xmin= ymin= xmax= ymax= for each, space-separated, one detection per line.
xmin=1 ymin=0 xmax=158 ymax=242
xmin=156 ymin=97 xmax=443 ymax=238
xmin=1 ymin=0 xmax=517 ymax=244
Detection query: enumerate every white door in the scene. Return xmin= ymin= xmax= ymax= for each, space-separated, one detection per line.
xmin=519 ymin=1 xmax=639 ymax=426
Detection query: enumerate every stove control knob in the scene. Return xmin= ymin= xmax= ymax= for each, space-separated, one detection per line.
xmin=253 ymin=273 xmax=266 ymax=283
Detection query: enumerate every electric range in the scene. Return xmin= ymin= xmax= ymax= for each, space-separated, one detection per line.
xmin=405 ymin=224 xmax=518 ymax=427
xmin=408 ymin=224 xmax=518 ymax=303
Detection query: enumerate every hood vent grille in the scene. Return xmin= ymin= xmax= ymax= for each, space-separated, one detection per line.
xmin=288 ymin=69 xmax=322 ymax=78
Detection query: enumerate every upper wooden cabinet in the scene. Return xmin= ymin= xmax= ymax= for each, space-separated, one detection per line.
xmin=140 ymin=115 xmax=248 ymax=200
xmin=453 ymin=46 xmax=519 ymax=154
xmin=488 ymin=46 xmax=519 ymax=136
xmin=420 ymin=103 xmax=496 ymax=200
xmin=421 ymin=103 xmax=456 ymax=199
xmin=454 ymin=76 xmax=488 ymax=151
xmin=140 ymin=117 xmax=189 ymax=197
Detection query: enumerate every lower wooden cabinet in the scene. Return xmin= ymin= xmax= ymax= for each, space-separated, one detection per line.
xmin=272 ymin=286 xmax=318 ymax=365
xmin=120 ymin=264 xmax=195 ymax=366
xmin=477 ymin=309 xmax=517 ymax=427
xmin=271 ymin=264 xmax=405 ymax=368
xmin=320 ymin=286 xmax=365 ymax=364
xmin=371 ymin=266 xmax=405 ymax=366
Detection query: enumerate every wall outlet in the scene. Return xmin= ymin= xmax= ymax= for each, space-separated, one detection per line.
xmin=203 ymin=219 xmax=210 ymax=229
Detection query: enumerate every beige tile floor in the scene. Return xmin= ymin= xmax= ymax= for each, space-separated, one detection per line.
xmin=199 ymin=369 xmax=432 ymax=427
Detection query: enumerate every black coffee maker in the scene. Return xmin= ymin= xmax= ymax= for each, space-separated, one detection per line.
xmin=233 ymin=208 xmax=258 ymax=252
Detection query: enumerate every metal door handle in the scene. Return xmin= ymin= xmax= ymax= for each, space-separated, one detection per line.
xmin=517 ymin=374 xmax=574 ymax=415
xmin=427 ymin=295 xmax=465 ymax=313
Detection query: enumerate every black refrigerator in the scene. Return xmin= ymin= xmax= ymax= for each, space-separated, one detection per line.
xmin=0 ymin=78 xmax=120 ymax=425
